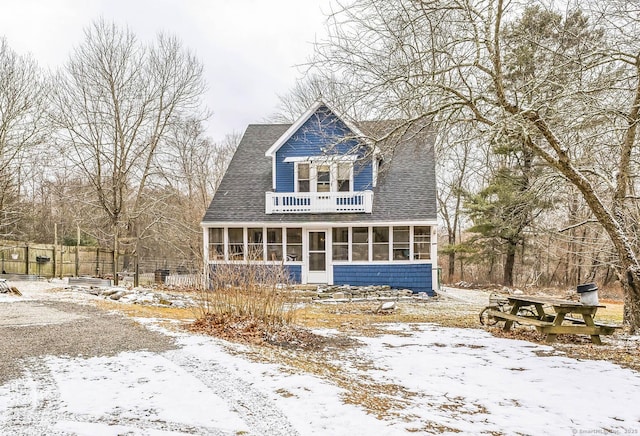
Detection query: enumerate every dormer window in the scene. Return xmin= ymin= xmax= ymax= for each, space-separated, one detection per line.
xmin=317 ymin=165 xmax=331 ymax=192
xmin=293 ymin=158 xmax=355 ymax=193
xmin=298 ymin=163 xmax=310 ymax=192
xmin=337 ymin=163 xmax=350 ymax=192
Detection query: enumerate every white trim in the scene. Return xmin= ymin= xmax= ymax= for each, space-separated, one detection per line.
xmin=372 ymin=158 xmax=379 ymax=188
xmin=203 ymin=226 xmax=210 ymax=283
xmin=332 ymin=260 xmax=428 ymax=266
xmin=283 ymin=155 xmax=358 ymax=163
xmin=202 ymin=220 xmax=438 ymax=228
xmin=271 ymin=159 xmax=277 ymax=191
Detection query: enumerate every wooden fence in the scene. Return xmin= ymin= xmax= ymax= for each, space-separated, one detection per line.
xmin=0 ymin=241 xmax=116 ymax=278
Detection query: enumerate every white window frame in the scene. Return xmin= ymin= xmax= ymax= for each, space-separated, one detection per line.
xmin=290 ymin=156 xmax=357 ymax=193
xmin=294 ymin=162 xmax=311 ymax=193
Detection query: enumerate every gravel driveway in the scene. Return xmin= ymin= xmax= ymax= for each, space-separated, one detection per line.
xmin=0 ymin=299 xmax=176 ymax=384
xmin=0 ymin=281 xmax=301 ymax=435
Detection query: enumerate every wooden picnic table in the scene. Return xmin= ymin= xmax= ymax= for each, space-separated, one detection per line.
xmin=486 ymin=295 xmax=620 ymax=345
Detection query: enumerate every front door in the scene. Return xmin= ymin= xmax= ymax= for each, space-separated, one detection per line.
xmin=307 ymin=230 xmax=327 ymax=283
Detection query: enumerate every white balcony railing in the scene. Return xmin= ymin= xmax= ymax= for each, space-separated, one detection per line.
xmin=265 ymin=191 xmax=373 ymax=214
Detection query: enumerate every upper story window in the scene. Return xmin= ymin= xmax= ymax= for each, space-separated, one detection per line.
xmin=337 ymin=163 xmax=350 ymax=192
xmin=298 ymin=163 xmax=310 ymax=192
xmin=316 ymin=165 xmax=331 ymax=192
xmin=294 ymin=159 xmax=354 ymax=193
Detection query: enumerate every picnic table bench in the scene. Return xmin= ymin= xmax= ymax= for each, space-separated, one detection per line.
xmin=487 ymin=295 xmax=621 ymax=345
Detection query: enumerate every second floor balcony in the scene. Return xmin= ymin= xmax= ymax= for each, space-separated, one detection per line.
xmin=265 ymin=190 xmax=374 ymax=214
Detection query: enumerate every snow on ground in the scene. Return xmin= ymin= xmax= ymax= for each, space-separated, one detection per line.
xmin=2 ymin=323 xmax=639 ymax=435
xmin=1 ymin=281 xmax=639 ymax=435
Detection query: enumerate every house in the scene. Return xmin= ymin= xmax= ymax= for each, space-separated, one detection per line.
xmin=201 ymin=101 xmax=438 ymax=294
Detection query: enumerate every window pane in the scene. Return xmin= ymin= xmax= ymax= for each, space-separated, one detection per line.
xmin=393 ymin=226 xmax=409 ymax=243
xmin=208 ymin=228 xmax=224 ymax=259
xmin=414 ymin=226 xmax=431 ymax=260
xmin=298 ymin=163 xmax=310 ymax=192
xmin=228 ymin=228 xmax=244 ymax=260
xmin=317 ymin=165 xmax=330 ymax=181
xmin=317 ymin=164 xmax=330 ymax=192
xmin=338 ymin=180 xmax=350 ymax=192
xmin=309 ymin=232 xmax=326 ymax=251
xmin=298 ymin=180 xmax=310 ymax=192
xmin=287 ymin=244 xmax=302 ymax=261
xmin=352 ymin=243 xmax=368 ymax=261
xmin=393 ymin=226 xmax=410 ymax=260
xmin=338 ymin=163 xmax=350 ymax=179
xmin=248 ymin=228 xmax=263 ymax=243
xmin=247 ymin=228 xmax=263 ymax=260
xmin=287 ymin=228 xmax=302 ymax=243
xmin=333 ymin=227 xmax=348 ymax=243
xmin=332 ymin=227 xmax=349 ymax=261
xmin=309 ymin=252 xmax=326 ymax=271
xmin=353 ymin=227 xmax=368 ymax=243
xmin=373 ymin=227 xmax=389 ymax=242
xmin=373 ymin=243 xmax=389 ymax=260
xmin=298 ymin=163 xmax=309 ymax=179
xmin=267 ymin=228 xmax=283 ymax=261
xmin=209 ymin=228 xmax=224 ymax=243
xmin=333 ymin=245 xmax=349 ymax=261
xmin=286 ymin=228 xmax=302 ymax=261
xmin=372 ymin=226 xmax=389 ymax=261
xmin=352 ymin=227 xmax=369 ymax=260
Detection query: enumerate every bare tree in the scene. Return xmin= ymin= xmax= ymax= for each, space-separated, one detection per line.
xmin=149 ymin=121 xmax=238 ymax=266
xmin=0 ymin=37 xmax=47 ymax=240
xmin=49 ymin=19 xmax=207 ymax=282
xmin=270 ymin=73 xmax=364 ymax=122
xmin=313 ymin=0 xmax=640 ymax=331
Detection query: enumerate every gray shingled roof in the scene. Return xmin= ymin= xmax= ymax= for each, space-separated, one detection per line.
xmin=202 ymin=122 xmax=437 ymax=223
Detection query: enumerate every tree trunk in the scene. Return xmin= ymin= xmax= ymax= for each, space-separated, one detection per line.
xmin=621 ymin=266 xmax=640 ymax=334
xmin=113 ymin=230 xmax=119 ymax=286
xmin=448 ymin=251 xmax=455 ymax=281
xmin=503 ymin=242 xmax=516 ymax=287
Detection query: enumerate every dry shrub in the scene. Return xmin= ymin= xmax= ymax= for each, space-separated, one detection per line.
xmin=195 ymin=262 xmax=297 ymax=336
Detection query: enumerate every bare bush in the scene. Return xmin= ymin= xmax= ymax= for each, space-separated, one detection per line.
xmin=195 ymin=262 xmax=297 ymax=335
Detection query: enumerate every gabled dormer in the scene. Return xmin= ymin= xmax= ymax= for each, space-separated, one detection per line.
xmin=264 ymin=101 xmax=377 ymax=214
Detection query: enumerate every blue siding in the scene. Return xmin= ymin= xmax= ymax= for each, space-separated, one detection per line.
xmin=275 ymin=106 xmax=372 ymax=192
xmin=287 ymin=264 xmax=302 ymax=283
xmin=209 ymin=263 xmax=302 ymax=288
xmin=353 ymin=160 xmax=373 ymax=192
xmin=208 ymin=263 xmax=301 ymax=286
xmin=333 ymin=264 xmax=434 ymax=295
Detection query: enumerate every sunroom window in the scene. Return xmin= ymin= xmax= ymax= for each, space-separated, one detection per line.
xmin=352 ymin=227 xmax=369 ymax=261
xmin=228 ymin=228 xmax=244 ymax=260
xmin=373 ymin=227 xmax=389 ymax=260
xmin=248 ymin=228 xmax=263 ymax=260
xmin=414 ymin=226 xmax=431 ymax=260
xmin=393 ymin=226 xmax=410 ymax=260
xmin=286 ymin=228 xmax=302 ymax=261
xmin=267 ymin=228 xmax=283 ymax=261
xmin=208 ymin=228 xmax=224 ymax=260
xmin=332 ymin=227 xmax=349 ymax=260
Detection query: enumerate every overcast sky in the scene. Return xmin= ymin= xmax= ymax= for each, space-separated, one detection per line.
xmin=0 ymin=0 xmax=331 ymax=142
